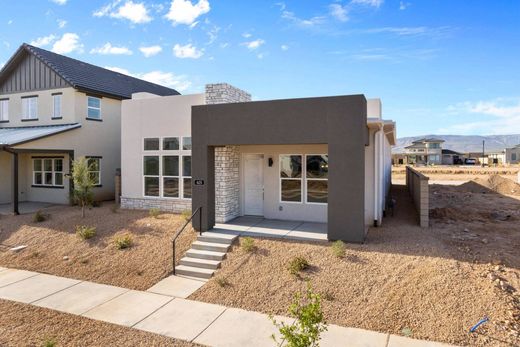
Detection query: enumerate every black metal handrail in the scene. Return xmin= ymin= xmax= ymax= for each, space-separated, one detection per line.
xmin=172 ymin=206 xmax=202 ymax=275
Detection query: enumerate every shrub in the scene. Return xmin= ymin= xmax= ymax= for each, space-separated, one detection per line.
xmin=288 ymin=256 xmax=309 ymax=276
xmin=215 ymin=277 xmax=230 ymax=287
xmin=149 ymin=208 xmax=160 ymax=219
xmin=71 ymin=157 xmax=95 ymax=218
xmin=331 ymin=240 xmax=346 ymax=258
xmin=271 ymin=284 xmax=327 ymax=347
xmin=33 ymin=210 xmax=47 ymax=223
xmin=241 ymin=237 xmax=257 ymax=253
xmin=114 ymin=234 xmax=133 ymax=250
xmin=76 ymin=225 xmax=96 ymax=240
xmin=181 ymin=209 xmax=192 ymax=221
xmin=43 ymin=338 xmax=57 ymax=347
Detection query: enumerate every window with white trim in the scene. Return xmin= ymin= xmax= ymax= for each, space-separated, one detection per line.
xmin=87 ymin=158 xmax=101 ymax=185
xmin=280 ymin=155 xmax=302 ymax=202
xmin=33 ymin=158 xmax=63 ymax=187
xmin=144 ymin=138 xmax=159 ymax=151
xmin=53 ymin=94 xmax=62 ymax=119
xmin=144 ymin=156 xmax=160 ymax=197
xmin=182 ymin=155 xmax=192 ymax=199
xmin=163 ymin=155 xmax=179 ymax=197
xmin=0 ymin=99 xmax=8 ymax=121
xmin=182 ymin=137 xmax=192 ymax=150
xmin=163 ymin=137 xmax=179 ymax=150
xmin=306 ymin=155 xmax=328 ymax=204
xmin=22 ymin=97 xmax=38 ymax=120
xmin=87 ymin=96 xmax=101 ymax=119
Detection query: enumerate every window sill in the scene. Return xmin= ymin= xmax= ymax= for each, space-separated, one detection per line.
xmin=93 ymin=184 xmax=103 ymax=188
xmin=85 ymin=117 xmax=103 ymax=122
xmin=31 ymin=185 xmax=64 ymax=189
xmin=21 ymin=118 xmax=39 ymax=122
xmin=52 ymin=117 xmax=63 ymax=120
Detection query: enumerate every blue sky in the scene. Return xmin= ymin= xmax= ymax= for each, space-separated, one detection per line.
xmin=1 ymin=0 xmax=519 ymax=137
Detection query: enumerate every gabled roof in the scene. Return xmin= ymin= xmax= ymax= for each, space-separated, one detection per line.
xmin=0 ymin=123 xmax=81 ymax=146
xmin=0 ymin=44 xmax=180 ymax=99
xmin=411 ymin=137 xmax=445 ymax=144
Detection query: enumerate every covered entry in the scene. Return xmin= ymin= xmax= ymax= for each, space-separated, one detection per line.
xmin=191 ymin=95 xmax=367 ymax=242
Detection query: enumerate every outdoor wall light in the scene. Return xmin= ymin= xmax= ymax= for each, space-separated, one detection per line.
xmin=268 ymin=157 xmax=274 ymax=167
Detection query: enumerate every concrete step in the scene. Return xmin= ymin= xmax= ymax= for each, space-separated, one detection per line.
xmin=179 ymin=257 xmax=221 ymax=270
xmin=175 ymin=265 xmax=215 ymax=279
xmin=191 ymin=241 xmax=230 ymax=253
xmin=198 ymin=232 xmax=238 ymax=245
xmin=186 ymin=249 xmax=226 ymax=261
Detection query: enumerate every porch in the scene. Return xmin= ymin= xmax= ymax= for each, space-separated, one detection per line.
xmin=211 ymin=216 xmax=328 ymax=242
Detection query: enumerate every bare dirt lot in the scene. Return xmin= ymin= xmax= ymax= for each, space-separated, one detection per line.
xmin=191 ymin=182 xmax=520 ymax=347
xmin=0 ymin=299 xmax=199 ymax=347
xmin=393 ymin=165 xmax=520 ymax=182
xmin=0 ymin=203 xmax=194 ymax=290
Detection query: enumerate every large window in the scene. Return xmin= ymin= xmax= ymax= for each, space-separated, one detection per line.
xmin=52 ymin=94 xmax=62 ymax=119
xmin=143 ymin=136 xmax=191 ymax=199
xmin=22 ymin=96 xmax=38 ymax=120
xmin=87 ymin=96 xmax=101 ymax=119
xmin=87 ymin=158 xmax=101 ymax=186
xmin=280 ymin=155 xmax=302 ymax=202
xmin=33 ymin=158 xmax=63 ymax=187
xmin=0 ymin=99 xmax=8 ymax=121
xmin=306 ymin=155 xmax=328 ymax=204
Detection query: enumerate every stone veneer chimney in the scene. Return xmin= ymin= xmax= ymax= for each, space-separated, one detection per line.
xmin=205 ymin=83 xmax=251 ymax=223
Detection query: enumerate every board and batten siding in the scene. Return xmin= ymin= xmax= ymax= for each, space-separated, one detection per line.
xmin=0 ymin=52 xmax=70 ymax=94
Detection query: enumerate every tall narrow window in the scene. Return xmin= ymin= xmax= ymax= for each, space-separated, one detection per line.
xmin=22 ymin=97 xmax=38 ymax=120
xmin=87 ymin=96 xmax=101 ymax=119
xmin=182 ymin=155 xmax=192 ymax=199
xmin=143 ymin=156 xmax=160 ymax=197
xmin=52 ymin=94 xmax=62 ymax=119
xmin=87 ymin=158 xmax=101 ymax=186
xmin=163 ymin=156 xmax=179 ymax=198
xmin=280 ymin=155 xmax=302 ymax=202
xmin=0 ymin=99 xmax=8 ymax=121
xmin=306 ymin=155 xmax=328 ymax=203
xmin=33 ymin=158 xmax=64 ymax=187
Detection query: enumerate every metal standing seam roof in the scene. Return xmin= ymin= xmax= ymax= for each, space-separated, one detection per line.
xmin=0 ymin=123 xmax=81 ymax=146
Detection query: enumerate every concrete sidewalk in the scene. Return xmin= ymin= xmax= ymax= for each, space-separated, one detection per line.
xmin=0 ymin=267 xmax=456 ymax=347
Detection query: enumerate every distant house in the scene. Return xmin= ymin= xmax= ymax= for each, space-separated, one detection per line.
xmin=403 ymin=138 xmax=444 ymax=165
xmin=0 ymin=43 xmax=179 ymax=214
xmin=505 ymin=145 xmax=520 ymax=164
xmin=441 ymin=149 xmax=463 ymax=165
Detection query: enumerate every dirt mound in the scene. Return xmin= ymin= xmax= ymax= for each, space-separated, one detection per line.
xmin=473 ymin=174 xmax=520 ymax=196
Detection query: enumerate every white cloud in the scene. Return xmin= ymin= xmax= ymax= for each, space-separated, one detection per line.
xmin=358 ymin=26 xmax=452 ymax=38
xmin=139 ymin=45 xmax=162 ymax=57
xmin=440 ymin=98 xmax=520 ymax=135
xmin=7 ymin=20 xmax=13 ymax=25
xmin=242 ymin=32 xmax=252 ymax=38
xmin=51 ymin=0 xmax=68 ymax=5
xmin=105 ymin=66 xmax=192 ymax=91
xmin=52 ymin=33 xmax=84 ymax=54
xmin=281 ymin=10 xmax=326 ymax=27
xmin=90 ymin=42 xmax=133 ymax=55
xmin=399 ymin=1 xmax=410 ymax=10
xmin=206 ymin=25 xmax=220 ymax=44
xmin=351 ymin=0 xmax=384 ymax=8
xmin=165 ymin=0 xmax=210 ymax=26
xmin=281 ymin=44 xmax=289 ymax=51
xmin=242 ymin=39 xmax=265 ymax=50
xmin=329 ymin=4 xmax=349 ymax=22
xmin=94 ymin=1 xmax=152 ymax=24
xmin=173 ymin=43 xmax=204 ymax=58
xmin=57 ymin=19 xmax=67 ymax=28
xmin=30 ymin=34 xmax=57 ymax=48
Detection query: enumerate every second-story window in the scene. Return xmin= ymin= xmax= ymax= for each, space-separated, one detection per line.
xmin=87 ymin=96 xmax=101 ymax=120
xmin=53 ymin=94 xmax=62 ymax=119
xmin=0 ymin=99 xmax=8 ymax=122
xmin=22 ymin=96 xmax=38 ymax=120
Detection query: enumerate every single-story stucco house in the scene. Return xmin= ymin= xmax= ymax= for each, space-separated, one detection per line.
xmin=121 ymin=84 xmax=396 ymax=242
xmin=0 ymin=43 xmax=180 ymax=214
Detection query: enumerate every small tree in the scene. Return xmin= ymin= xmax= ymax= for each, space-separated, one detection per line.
xmin=71 ymin=157 xmax=94 ymax=218
xmin=271 ymin=284 xmax=327 ymax=347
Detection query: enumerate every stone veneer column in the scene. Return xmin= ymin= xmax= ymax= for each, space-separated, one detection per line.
xmin=205 ymin=83 xmax=251 ymax=222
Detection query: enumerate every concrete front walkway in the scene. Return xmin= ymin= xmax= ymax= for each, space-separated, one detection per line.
xmin=0 ymin=267 xmax=456 ymax=347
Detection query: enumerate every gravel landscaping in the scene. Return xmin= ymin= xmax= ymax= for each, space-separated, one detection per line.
xmin=0 ymin=299 xmax=199 ymax=347
xmin=190 ymin=184 xmax=520 ymax=347
xmin=0 ymin=203 xmax=195 ymax=290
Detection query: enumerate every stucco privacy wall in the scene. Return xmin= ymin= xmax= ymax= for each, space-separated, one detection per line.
xmin=192 ymin=95 xmax=367 ymax=242
xmin=206 ymin=84 xmax=252 ymax=222
xmin=406 ymin=166 xmax=429 ymax=227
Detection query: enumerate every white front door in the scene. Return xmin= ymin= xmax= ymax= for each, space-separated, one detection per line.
xmin=244 ymin=154 xmax=264 ymax=216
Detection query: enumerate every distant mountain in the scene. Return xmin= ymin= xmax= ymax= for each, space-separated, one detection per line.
xmin=393 ymin=134 xmax=520 ymax=153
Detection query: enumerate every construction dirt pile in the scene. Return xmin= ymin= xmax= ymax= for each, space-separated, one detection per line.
xmin=470 ymin=174 xmax=520 ymax=196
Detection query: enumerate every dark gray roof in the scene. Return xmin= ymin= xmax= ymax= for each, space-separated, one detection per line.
xmin=0 ymin=44 xmax=180 ymax=99
xmin=411 ymin=137 xmax=445 ymax=144
xmin=442 ymin=149 xmax=462 ymax=155
xmin=0 ymin=123 xmax=81 ymax=146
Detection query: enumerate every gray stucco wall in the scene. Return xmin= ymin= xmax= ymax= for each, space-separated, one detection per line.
xmin=192 ymin=95 xmax=367 ymax=242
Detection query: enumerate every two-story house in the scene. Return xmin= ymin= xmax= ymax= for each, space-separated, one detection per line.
xmin=403 ymin=137 xmax=444 ymax=165
xmin=0 ymin=43 xmax=179 ymax=214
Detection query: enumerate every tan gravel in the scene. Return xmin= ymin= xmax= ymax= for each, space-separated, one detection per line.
xmin=0 ymin=299 xmax=199 ymax=347
xmin=190 ymin=185 xmax=520 ymax=347
xmin=0 ymin=202 xmax=195 ymax=290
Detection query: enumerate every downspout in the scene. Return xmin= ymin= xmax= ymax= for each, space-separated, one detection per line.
xmin=378 ymin=128 xmax=384 ymax=225
xmin=373 ymin=125 xmax=381 ymax=227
